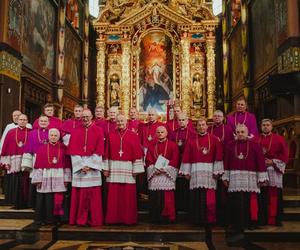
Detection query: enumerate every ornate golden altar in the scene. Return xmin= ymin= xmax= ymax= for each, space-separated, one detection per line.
xmin=93 ymin=0 xmax=218 ymax=119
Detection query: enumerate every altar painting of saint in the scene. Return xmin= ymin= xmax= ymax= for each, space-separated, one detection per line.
xmin=139 ymin=32 xmax=173 ymax=113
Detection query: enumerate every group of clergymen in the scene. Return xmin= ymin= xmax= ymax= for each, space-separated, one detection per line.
xmin=0 ymin=97 xmax=288 ymax=237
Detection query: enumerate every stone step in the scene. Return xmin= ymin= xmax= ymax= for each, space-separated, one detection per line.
xmin=0 ymin=206 xmax=299 ymax=223
xmin=244 ymin=221 xmax=300 ymax=242
xmin=0 ymin=239 xmax=16 ymax=249
xmin=9 ymin=240 xmax=52 ymax=250
xmin=0 ymin=219 xmax=300 ymax=244
xmin=283 ymin=207 xmax=300 ymax=221
xmin=283 ymin=195 xmax=300 ymax=208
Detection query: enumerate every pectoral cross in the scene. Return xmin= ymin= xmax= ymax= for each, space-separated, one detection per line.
xmin=119 ymin=149 xmax=124 ymax=157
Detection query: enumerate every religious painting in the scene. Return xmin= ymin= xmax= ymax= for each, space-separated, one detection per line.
xmin=251 ymin=0 xmax=276 ymax=79
xmin=139 ymin=32 xmax=173 ymax=113
xmin=62 ymin=25 xmax=82 ymax=98
xmin=230 ymin=26 xmax=243 ymax=95
xmin=22 ymin=0 xmax=56 ymax=80
xmin=7 ymin=0 xmax=22 ymax=51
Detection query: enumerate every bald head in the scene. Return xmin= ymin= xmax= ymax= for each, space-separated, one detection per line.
xmin=236 ymin=123 xmax=249 ymax=140
xmin=148 ymin=108 xmax=157 ymax=122
xmin=156 ymin=126 xmax=167 ymax=141
xmin=12 ymin=110 xmax=22 ymax=124
xmin=108 ymin=106 xmax=118 ymax=121
xmin=82 ymin=109 xmax=93 ymax=127
xmin=178 ymin=112 xmax=188 ymax=128
xmin=116 ymin=114 xmax=127 ymax=130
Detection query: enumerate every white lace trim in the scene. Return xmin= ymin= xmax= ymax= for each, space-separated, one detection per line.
xmin=71 ymin=155 xmax=103 ymax=187
xmin=179 ymin=163 xmax=191 ymax=175
xmin=222 ymin=170 xmax=230 ymax=181
xmin=147 ymin=165 xmax=177 ymax=190
xmin=106 ymin=160 xmax=143 ymax=184
xmin=21 ymin=153 xmax=33 ymax=170
xmin=31 ymin=168 xmax=71 ymax=193
xmin=258 ymin=172 xmax=269 ymax=183
xmin=227 ymin=170 xmax=264 ymax=193
xmin=267 ymin=166 xmax=283 ymax=188
xmin=71 ymin=154 xmax=104 ymax=173
xmin=189 ymin=163 xmax=217 ymax=190
xmin=133 ymin=159 xmax=144 ymax=174
xmin=273 ymin=159 xmax=286 ymax=174
xmin=0 ymin=155 xmax=22 ymax=173
xmin=213 ymin=161 xmax=224 ymax=175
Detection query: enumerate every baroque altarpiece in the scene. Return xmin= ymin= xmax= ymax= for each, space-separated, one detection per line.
xmin=93 ymin=0 xmax=218 ymax=119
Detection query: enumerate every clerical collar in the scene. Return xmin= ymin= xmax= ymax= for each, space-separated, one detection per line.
xmin=148 ymin=120 xmax=156 ymax=124
xmin=158 ymin=138 xmax=167 ymax=143
xmin=49 ymin=141 xmax=58 ymax=146
xmin=263 ymin=132 xmax=272 ymax=136
xmin=84 ymin=122 xmax=92 ymax=128
xmin=39 ymin=127 xmax=47 ymax=131
xmin=118 ymin=128 xmax=127 ymax=133
xmin=179 ymin=126 xmax=187 ymax=130
xmin=214 ymin=122 xmax=223 ymax=127
xmin=236 ymin=111 xmax=246 ymax=115
xmin=18 ymin=126 xmax=26 ymax=130
xmin=199 ymin=132 xmax=207 ymax=136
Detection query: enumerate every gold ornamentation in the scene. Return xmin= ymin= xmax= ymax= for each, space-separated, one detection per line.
xmin=93 ymin=0 xmax=218 ymax=120
xmin=181 ymin=37 xmax=190 ymax=115
xmin=96 ymin=40 xmax=106 ymax=107
xmin=121 ymin=41 xmax=131 ymax=115
xmin=206 ymin=37 xmax=216 ymax=119
xmin=0 ymin=51 xmax=21 ymax=81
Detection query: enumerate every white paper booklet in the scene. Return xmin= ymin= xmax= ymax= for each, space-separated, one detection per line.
xmin=154 ymin=155 xmax=169 ymax=169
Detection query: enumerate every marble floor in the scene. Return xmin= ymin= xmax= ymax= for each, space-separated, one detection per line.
xmin=3 ymin=240 xmax=300 ymax=250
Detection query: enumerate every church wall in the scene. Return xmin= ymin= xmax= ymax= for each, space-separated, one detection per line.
xmin=228 ymin=23 xmax=243 ymax=98
xmin=250 ymin=0 xmax=277 ymax=82
xmin=0 ymin=0 xmax=92 ymax=132
xmin=0 ymin=74 xmax=20 ymax=133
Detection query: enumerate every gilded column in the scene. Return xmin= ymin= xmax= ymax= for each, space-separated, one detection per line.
xmin=206 ymin=34 xmax=216 ymax=119
xmin=96 ymin=39 xmax=106 ymax=107
xmin=121 ymin=40 xmax=131 ymax=116
xmin=222 ymin=3 xmax=230 ymax=114
xmin=82 ymin=2 xmax=89 ymax=107
xmin=180 ymin=35 xmax=191 ymax=115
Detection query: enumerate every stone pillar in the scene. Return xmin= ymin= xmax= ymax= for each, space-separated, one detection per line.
xmin=180 ymin=35 xmax=191 ymax=115
xmin=206 ymin=34 xmax=216 ymax=119
xmin=96 ymin=40 xmax=106 ymax=107
xmin=121 ymin=40 xmax=131 ymax=116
